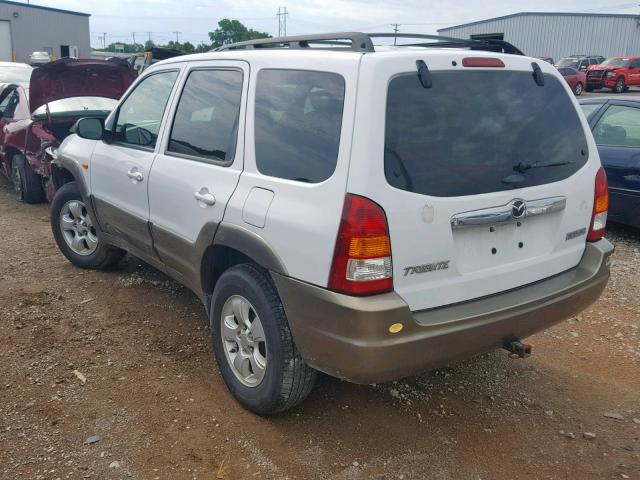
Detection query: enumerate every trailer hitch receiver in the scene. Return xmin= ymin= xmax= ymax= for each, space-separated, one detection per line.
xmin=503 ymin=338 xmax=532 ymax=359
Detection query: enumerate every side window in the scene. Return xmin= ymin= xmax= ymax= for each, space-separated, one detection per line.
xmin=167 ymin=69 xmax=243 ymax=163
xmin=631 ymin=59 xmax=640 ymax=69
xmin=114 ymin=70 xmax=179 ymax=148
xmin=0 ymin=90 xmax=19 ymax=120
xmin=578 ymin=60 xmax=587 ymax=70
xmin=589 ymin=58 xmax=599 ymax=65
xmin=593 ymin=105 xmax=640 ymax=147
xmin=580 ymin=103 xmax=602 ymax=121
xmin=254 ymin=69 xmax=345 ymax=183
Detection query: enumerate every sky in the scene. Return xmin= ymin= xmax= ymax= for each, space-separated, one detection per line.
xmin=24 ymin=0 xmax=640 ymax=48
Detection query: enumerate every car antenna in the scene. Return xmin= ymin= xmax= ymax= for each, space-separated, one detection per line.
xmin=416 ymin=60 xmax=432 ymax=88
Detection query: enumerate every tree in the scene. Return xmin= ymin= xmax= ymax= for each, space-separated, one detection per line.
xmin=209 ymin=19 xmax=270 ymax=48
xmin=144 ymin=39 xmax=156 ymax=50
xmin=98 ymin=42 xmax=144 ymax=53
xmin=166 ymin=40 xmax=196 ymax=53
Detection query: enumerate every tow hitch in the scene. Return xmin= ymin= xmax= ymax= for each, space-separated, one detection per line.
xmin=503 ymin=338 xmax=532 ymax=358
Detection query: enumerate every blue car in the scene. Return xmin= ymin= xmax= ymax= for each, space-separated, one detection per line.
xmin=580 ymin=97 xmax=640 ymax=228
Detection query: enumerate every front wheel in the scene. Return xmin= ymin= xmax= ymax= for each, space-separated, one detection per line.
xmin=210 ymin=264 xmax=316 ymax=415
xmin=574 ymin=82 xmax=583 ymax=96
xmin=50 ymin=181 xmax=125 ymax=269
xmin=613 ymin=77 xmax=626 ymax=94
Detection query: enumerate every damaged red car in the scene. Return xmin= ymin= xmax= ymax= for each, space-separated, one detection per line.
xmin=0 ymin=58 xmax=136 ymax=203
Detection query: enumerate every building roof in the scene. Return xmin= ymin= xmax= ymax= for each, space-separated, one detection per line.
xmin=0 ymin=0 xmax=90 ymax=17
xmin=439 ymin=11 xmax=639 ymax=32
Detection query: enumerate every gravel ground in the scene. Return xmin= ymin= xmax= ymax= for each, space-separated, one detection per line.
xmin=0 ymin=176 xmax=639 ymax=480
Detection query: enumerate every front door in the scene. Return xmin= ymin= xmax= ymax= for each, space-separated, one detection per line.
xmin=148 ymin=61 xmax=248 ymax=281
xmin=591 ymin=102 xmax=640 ymax=225
xmin=91 ymin=68 xmax=181 ymax=253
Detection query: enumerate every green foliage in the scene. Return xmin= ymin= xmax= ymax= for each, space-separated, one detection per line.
xmin=209 ymin=18 xmax=271 ymax=47
xmin=101 ymin=42 xmax=144 ymax=53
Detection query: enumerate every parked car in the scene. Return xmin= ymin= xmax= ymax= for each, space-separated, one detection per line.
xmin=580 ymin=97 xmax=640 ymax=228
xmin=0 ymin=62 xmax=32 ymax=87
xmin=586 ymin=56 xmax=640 ymax=93
xmin=535 ymin=56 xmax=554 ymax=64
xmin=29 ymin=51 xmax=51 ymax=66
xmin=49 ymin=33 xmax=612 ymax=414
xmin=556 ymin=55 xmax=605 ymax=73
xmin=557 ymin=67 xmax=586 ymax=95
xmin=0 ymin=57 xmax=136 ymax=203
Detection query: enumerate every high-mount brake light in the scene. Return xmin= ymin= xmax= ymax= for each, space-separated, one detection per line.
xmin=587 ymin=166 xmax=608 ymax=242
xmin=462 ymin=57 xmax=505 ymax=68
xmin=328 ymin=194 xmax=393 ymax=296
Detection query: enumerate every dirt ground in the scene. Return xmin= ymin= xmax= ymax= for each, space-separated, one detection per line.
xmin=0 ymin=176 xmax=639 ymax=480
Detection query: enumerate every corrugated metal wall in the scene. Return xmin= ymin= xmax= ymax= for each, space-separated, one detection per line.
xmin=0 ymin=2 xmax=90 ymax=63
xmin=439 ymin=14 xmax=640 ymax=61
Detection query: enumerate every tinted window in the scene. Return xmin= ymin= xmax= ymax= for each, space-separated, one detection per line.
xmin=557 ymin=58 xmax=579 ymax=69
xmin=631 ymin=59 xmax=640 ymax=69
xmin=168 ymin=69 xmax=243 ymax=163
xmin=589 ymin=58 xmax=599 ymax=65
xmin=593 ymin=105 xmax=640 ymax=147
xmin=0 ymin=90 xmax=20 ymax=120
xmin=385 ymin=71 xmax=589 ymax=197
xmin=255 ymin=69 xmax=345 ymax=183
xmin=114 ymin=70 xmax=179 ymax=148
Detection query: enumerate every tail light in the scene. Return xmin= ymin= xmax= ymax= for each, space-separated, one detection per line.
xmin=328 ymin=194 xmax=393 ymax=296
xmin=587 ymin=166 xmax=608 ymax=242
xmin=462 ymin=57 xmax=505 ymax=68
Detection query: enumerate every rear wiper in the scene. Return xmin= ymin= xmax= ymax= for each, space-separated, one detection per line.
xmin=513 ymin=160 xmax=576 ymax=173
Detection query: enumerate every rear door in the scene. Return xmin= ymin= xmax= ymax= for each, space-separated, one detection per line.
xmin=91 ymin=68 xmax=180 ymax=252
xmin=628 ymin=59 xmax=640 ymax=85
xmin=589 ymin=101 xmax=640 ymax=224
xmin=349 ymin=53 xmax=599 ymax=311
xmin=148 ymin=61 xmax=248 ymax=280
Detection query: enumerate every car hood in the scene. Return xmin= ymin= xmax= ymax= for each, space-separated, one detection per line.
xmin=587 ymin=65 xmax=620 ymax=72
xmin=29 ymin=57 xmax=136 ymax=113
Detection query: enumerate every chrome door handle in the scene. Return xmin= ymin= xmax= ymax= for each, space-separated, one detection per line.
xmin=127 ymin=169 xmax=143 ymax=182
xmin=194 ymin=189 xmax=216 ymax=206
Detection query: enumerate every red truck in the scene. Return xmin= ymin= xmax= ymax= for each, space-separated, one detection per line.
xmin=586 ymin=56 xmax=640 ymax=93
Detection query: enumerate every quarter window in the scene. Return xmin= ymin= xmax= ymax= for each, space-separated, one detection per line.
xmin=114 ymin=70 xmax=179 ymax=148
xmin=0 ymin=90 xmax=20 ymax=120
xmin=168 ymin=69 xmax=243 ymax=163
xmin=254 ymin=69 xmax=345 ymax=183
xmin=593 ymin=105 xmax=640 ymax=147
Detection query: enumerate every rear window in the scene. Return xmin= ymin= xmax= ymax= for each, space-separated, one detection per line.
xmin=384 ymin=70 xmax=589 ymax=197
xmin=255 ymin=69 xmax=345 ymax=183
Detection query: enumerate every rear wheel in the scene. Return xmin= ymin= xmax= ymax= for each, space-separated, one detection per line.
xmin=210 ymin=264 xmax=316 ymax=415
xmin=614 ymin=77 xmax=625 ymax=94
xmin=11 ymin=154 xmax=45 ymax=204
xmin=50 ymin=181 xmax=125 ymax=269
xmin=574 ymin=82 xmax=583 ymax=96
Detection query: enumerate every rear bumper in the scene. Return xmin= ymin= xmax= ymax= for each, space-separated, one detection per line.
xmin=272 ymin=240 xmax=613 ymax=384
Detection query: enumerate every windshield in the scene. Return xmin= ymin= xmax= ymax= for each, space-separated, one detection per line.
xmin=556 ymin=58 xmax=580 ymax=68
xmin=384 ymin=70 xmax=589 ymax=197
xmin=32 ymin=97 xmax=117 ymax=118
xmin=0 ymin=65 xmax=32 ymax=84
xmin=601 ymin=58 xmax=630 ymax=68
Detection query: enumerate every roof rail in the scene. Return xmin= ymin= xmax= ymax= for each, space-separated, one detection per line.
xmin=215 ymin=32 xmax=524 ymax=56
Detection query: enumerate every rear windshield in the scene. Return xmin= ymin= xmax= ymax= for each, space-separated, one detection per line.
xmin=384 ymin=70 xmax=589 ymax=197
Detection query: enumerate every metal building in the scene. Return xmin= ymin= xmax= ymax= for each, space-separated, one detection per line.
xmin=0 ymin=0 xmax=90 ymax=63
xmin=438 ymin=12 xmax=640 ymax=62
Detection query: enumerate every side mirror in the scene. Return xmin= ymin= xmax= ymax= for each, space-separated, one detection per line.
xmin=72 ymin=117 xmax=104 ymax=141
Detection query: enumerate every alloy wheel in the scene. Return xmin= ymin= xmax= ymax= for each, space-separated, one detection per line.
xmin=220 ymin=295 xmax=267 ymax=387
xmin=59 ymin=200 xmax=99 ymax=256
xmin=11 ymin=163 xmax=23 ymax=201
xmin=575 ymin=83 xmax=583 ymax=95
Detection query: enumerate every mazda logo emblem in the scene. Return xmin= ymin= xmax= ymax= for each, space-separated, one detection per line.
xmin=511 ymin=199 xmax=527 ymax=219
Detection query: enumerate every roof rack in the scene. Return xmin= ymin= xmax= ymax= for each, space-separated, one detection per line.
xmin=215 ymin=32 xmax=524 ymax=56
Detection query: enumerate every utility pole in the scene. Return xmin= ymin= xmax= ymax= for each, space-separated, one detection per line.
xmin=173 ymin=31 xmax=181 ymax=43
xmin=132 ymin=32 xmax=136 ymax=45
xmin=147 ymin=32 xmax=152 ymax=43
xmin=103 ymin=32 xmax=107 ymax=50
xmin=391 ymin=23 xmax=399 ymax=46
xmin=277 ymin=7 xmax=288 ymax=37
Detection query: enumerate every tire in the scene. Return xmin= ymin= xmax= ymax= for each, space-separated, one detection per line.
xmin=210 ymin=263 xmax=316 ymax=415
xmin=11 ymin=154 xmax=45 ymax=204
xmin=50 ymin=181 xmax=125 ymax=270
xmin=614 ymin=77 xmax=625 ymax=94
xmin=574 ymin=82 xmax=583 ymax=96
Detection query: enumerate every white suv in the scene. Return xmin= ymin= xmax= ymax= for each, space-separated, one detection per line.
xmin=48 ymin=33 xmax=613 ymax=414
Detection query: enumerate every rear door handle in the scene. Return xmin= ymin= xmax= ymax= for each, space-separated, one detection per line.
xmin=194 ymin=189 xmax=216 ymax=206
xmin=127 ymin=169 xmax=144 ymax=182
